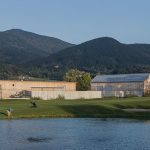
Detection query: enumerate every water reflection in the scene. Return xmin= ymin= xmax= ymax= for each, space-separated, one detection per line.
xmin=27 ymin=137 xmax=52 ymax=143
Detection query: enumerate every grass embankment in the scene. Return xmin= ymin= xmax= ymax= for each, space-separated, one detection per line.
xmin=1 ymin=97 xmax=150 ymax=119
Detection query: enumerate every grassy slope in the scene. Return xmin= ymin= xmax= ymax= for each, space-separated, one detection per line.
xmin=1 ymin=97 xmax=150 ymax=119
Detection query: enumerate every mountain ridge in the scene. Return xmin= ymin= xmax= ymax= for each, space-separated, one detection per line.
xmin=0 ymin=29 xmax=74 ymax=65
xmin=1 ymin=30 xmax=150 ymax=79
xmin=35 ymin=37 xmax=150 ymax=78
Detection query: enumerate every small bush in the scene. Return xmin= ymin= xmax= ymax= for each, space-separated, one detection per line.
xmin=144 ymin=92 xmax=150 ymax=97
xmin=103 ymin=96 xmax=118 ymax=99
xmin=124 ymin=94 xmax=138 ymax=98
xmin=56 ymin=95 xmax=65 ymax=100
xmin=79 ymin=97 xmax=85 ymax=100
xmin=31 ymin=97 xmax=43 ymax=100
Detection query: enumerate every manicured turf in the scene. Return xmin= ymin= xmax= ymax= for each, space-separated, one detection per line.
xmin=1 ymin=97 xmax=150 ymax=119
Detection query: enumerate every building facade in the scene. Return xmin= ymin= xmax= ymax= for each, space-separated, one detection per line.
xmin=0 ymin=80 xmax=76 ymax=99
xmin=91 ymin=73 xmax=150 ymax=97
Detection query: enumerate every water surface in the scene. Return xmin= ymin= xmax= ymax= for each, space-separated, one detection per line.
xmin=0 ymin=118 xmax=150 ymax=150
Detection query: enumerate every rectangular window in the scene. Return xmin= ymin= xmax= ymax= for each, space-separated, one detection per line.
xmin=96 ymin=86 xmax=103 ymax=91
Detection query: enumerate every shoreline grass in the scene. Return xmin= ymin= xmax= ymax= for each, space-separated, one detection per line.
xmin=1 ymin=97 xmax=150 ymax=120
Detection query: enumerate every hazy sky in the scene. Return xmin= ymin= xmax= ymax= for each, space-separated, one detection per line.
xmin=0 ymin=0 xmax=150 ymax=44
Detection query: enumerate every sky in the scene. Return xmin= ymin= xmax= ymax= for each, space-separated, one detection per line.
xmin=0 ymin=0 xmax=150 ymax=44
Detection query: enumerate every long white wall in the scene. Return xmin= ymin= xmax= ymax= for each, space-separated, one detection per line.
xmin=32 ymin=91 xmax=102 ymax=100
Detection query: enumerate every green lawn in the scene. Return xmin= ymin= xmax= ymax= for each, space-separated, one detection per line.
xmin=1 ymin=97 xmax=150 ymax=119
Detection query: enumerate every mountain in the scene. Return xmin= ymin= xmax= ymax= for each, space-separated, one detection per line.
xmin=37 ymin=37 xmax=150 ymax=77
xmin=0 ymin=29 xmax=74 ymax=64
xmin=1 ymin=33 xmax=150 ymax=80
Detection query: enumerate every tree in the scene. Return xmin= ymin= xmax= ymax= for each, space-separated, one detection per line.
xmin=64 ymin=69 xmax=91 ymax=91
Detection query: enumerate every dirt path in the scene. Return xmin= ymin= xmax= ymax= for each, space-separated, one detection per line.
xmin=123 ymin=109 xmax=150 ymax=112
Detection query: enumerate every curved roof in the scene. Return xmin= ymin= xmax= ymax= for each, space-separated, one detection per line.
xmin=91 ymin=73 xmax=150 ymax=83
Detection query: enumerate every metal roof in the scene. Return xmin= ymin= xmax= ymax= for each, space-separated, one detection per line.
xmin=91 ymin=73 xmax=150 ymax=83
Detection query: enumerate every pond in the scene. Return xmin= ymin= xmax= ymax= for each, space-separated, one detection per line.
xmin=0 ymin=118 xmax=150 ymax=150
